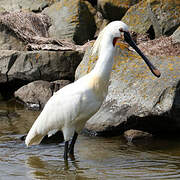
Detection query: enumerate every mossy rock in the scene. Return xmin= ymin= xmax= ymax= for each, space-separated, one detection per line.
xmin=76 ymin=41 xmax=180 ymax=135
xmin=122 ymin=0 xmax=180 ymax=37
xmin=98 ymin=0 xmax=142 ymax=21
xmin=43 ymin=0 xmax=96 ymax=45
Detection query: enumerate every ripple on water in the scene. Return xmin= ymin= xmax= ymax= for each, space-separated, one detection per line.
xmin=1 ymin=101 xmax=180 ymax=179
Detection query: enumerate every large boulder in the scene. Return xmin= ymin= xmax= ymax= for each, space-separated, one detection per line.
xmin=43 ymin=0 xmax=96 ymax=45
xmin=0 ymin=50 xmax=83 ymax=98
xmin=122 ymin=0 xmax=180 ymax=38
xmin=76 ymin=41 xmax=180 ymax=136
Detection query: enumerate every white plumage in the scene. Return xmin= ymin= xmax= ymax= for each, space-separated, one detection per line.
xmin=25 ymin=21 xmax=160 ymax=160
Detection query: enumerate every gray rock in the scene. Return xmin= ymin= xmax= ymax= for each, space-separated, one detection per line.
xmin=0 ymin=50 xmax=82 ymax=82
xmin=0 ymin=24 xmax=25 ymax=51
xmin=76 ymin=42 xmax=180 ymax=135
xmin=0 ymin=50 xmax=82 ymax=98
xmin=14 ymin=79 xmax=71 ymax=109
xmin=15 ymin=80 xmax=52 ymax=109
xmin=0 ymin=0 xmax=59 ymax=12
xmin=171 ymin=26 xmax=180 ymax=44
xmin=43 ymin=0 xmax=96 ymax=45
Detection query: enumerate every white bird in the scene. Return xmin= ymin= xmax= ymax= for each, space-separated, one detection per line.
xmin=25 ymin=21 xmax=160 ymax=160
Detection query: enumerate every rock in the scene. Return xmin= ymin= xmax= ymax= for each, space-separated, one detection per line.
xmin=121 ymin=1 xmax=152 ymax=35
xmin=0 ymin=11 xmax=80 ymax=51
xmin=0 ymin=11 xmax=51 ymax=50
xmin=0 ymin=0 xmax=58 ymax=13
xmin=97 ymin=0 xmax=141 ymax=21
xmin=124 ymin=129 xmax=152 ymax=143
xmin=14 ymin=80 xmax=71 ymax=109
xmin=76 ymin=41 xmax=180 ymax=136
xmin=122 ymin=0 xmax=180 ymax=38
xmin=14 ymin=80 xmax=52 ymax=109
xmin=171 ymin=26 xmax=180 ymax=44
xmin=0 ymin=24 xmax=26 ymax=51
xmin=43 ymin=0 xmax=96 ymax=45
xmin=0 ymin=50 xmax=82 ymax=98
xmin=50 ymin=80 xmax=71 ymax=93
xmin=138 ymin=36 xmax=180 ymax=57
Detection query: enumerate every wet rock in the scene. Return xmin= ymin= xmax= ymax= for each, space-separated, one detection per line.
xmin=43 ymin=0 xmax=96 ymax=45
xmin=97 ymin=0 xmax=141 ymax=21
xmin=124 ymin=129 xmax=152 ymax=143
xmin=122 ymin=0 xmax=180 ymax=38
xmin=76 ymin=41 xmax=180 ymax=136
xmin=14 ymin=80 xmax=71 ymax=110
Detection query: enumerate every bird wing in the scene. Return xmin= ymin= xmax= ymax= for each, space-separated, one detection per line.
xmin=25 ymin=75 xmax=101 ymax=146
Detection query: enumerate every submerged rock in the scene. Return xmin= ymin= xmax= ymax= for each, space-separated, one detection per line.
xmin=76 ymin=41 xmax=180 ymax=136
xmin=124 ymin=129 xmax=152 ymax=143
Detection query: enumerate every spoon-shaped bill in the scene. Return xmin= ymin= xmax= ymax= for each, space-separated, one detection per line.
xmin=124 ymin=31 xmax=161 ymax=78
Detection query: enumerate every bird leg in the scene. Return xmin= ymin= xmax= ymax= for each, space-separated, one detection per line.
xmin=69 ymin=132 xmax=78 ymax=159
xmin=64 ymin=141 xmax=69 ymax=161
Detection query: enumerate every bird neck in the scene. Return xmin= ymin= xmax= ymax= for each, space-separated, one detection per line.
xmin=93 ymin=37 xmax=115 ymax=83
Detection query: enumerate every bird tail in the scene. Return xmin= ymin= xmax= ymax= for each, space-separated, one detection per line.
xmin=25 ymin=118 xmax=44 ymax=147
xmin=25 ymin=131 xmax=44 ymax=147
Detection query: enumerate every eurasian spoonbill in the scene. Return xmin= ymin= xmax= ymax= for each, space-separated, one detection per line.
xmin=25 ymin=21 xmax=160 ymax=160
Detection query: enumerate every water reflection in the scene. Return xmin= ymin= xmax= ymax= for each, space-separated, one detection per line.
xmin=1 ymin=100 xmax=180 ymax=179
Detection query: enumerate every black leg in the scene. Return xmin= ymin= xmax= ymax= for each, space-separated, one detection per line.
xmin=69 ymin=132 xmax=78 ymax=157
xmin=64 ymin=141 xmax=69 ymax=161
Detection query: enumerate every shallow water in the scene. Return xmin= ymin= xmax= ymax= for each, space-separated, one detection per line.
xmin=1 ymin=100 xmax=180 ymax=180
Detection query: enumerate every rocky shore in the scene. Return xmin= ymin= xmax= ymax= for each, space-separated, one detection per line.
xmin=0 ymin=0 xmax=179 ymax=139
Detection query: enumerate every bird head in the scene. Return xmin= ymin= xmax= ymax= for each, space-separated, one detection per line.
xmin=92 ymin=21 xmax=161 ymax=78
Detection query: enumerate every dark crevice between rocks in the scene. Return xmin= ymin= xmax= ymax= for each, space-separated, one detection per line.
xmin=165 ymin=24 xmax=180 ymax=36
xmin=101 ymin=3 xmax=127 ymax=21
xmin=86 ymin=0 xmax=97 ymax=6
xmin=0 ymin=79 xmax=29 ymax=100
xmin=6 ymin=53 xmax=18 ymax=82
xmin=31 ymin=4 xmax=49 ymax=13
xmin=83 ymin=114 xmax=178 ymax=138
xmin=147 ymin=25 xmax=155 ymax=40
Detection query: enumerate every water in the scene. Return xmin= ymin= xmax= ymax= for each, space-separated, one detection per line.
xmin=1 ymin=100 xmax=180 ymax=180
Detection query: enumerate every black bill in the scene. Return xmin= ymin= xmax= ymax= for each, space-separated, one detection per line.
xmin=124 ymin=31 xmax=161 ymax=78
